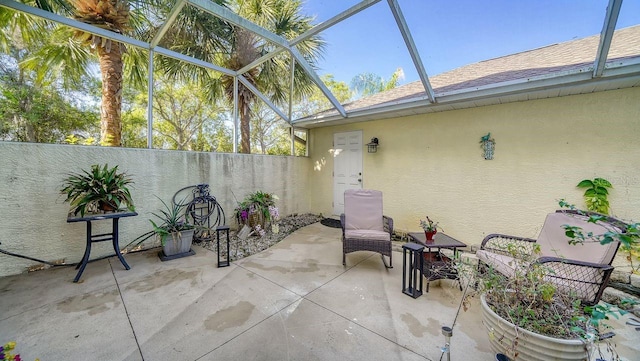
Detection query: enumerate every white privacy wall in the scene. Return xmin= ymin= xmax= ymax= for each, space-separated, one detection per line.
xmin=0 ymin=143 xmax=312 ymax=277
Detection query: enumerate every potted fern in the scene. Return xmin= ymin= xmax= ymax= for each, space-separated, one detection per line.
xmin=60 ymin=164 xmax=135 ymax=216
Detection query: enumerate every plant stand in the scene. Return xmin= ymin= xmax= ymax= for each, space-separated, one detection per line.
xmin=66 ymin=211 xmax=138 ymax=282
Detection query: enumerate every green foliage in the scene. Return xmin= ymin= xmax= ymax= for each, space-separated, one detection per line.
xmin=0 ymin=70 xmax=99 ymax=143
xmin=295 ymin=74 xmax=353 ymax=118
xmin=577 ymin=177 xmax=612 ymax=214
xmin=234 ymin=191 xmax=279 ymax=227
xmin=559 ymin=200 xmax=640 ymax=275
xmin=60 ymin=164 xmax=135 ymax=216
xmin=350 ymin=67 xmax=404 ymax=97
xmin=149 ymin=197 xmax=194 ymax=246
xmin=419 ymin=216 xmax=441 ymax=232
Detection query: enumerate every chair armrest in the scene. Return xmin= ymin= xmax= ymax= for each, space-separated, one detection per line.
xmin=534 ymin=256 xmax=614 ymax=306
xmin=383 ymin=215 xmax=393 ymax=235
xmin=536 ymin=256 xmax=614 ymax=271
xmin=480 ymin=233 xmax=537 ymax=257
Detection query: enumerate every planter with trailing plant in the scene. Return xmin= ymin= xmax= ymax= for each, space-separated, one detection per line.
xmin=474 ymin=251 xmax=630 ymax=361
xmin=480 ymin=294 xmax=589 ymax=361
xmin=60 ymin=164 xmax=135 ymax=216
xmin=234 ymin=191 xmax=279 ymax=230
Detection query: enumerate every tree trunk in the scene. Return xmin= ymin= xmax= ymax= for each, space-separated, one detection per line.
xmin=240 ymin=99 xmax=251 ymax=154
xmin=97 ymin=43 xmax=124 ymax=147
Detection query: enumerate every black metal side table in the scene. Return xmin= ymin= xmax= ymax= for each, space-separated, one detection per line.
xmin=402 ymin=242 xmax=424 ymax=298
xmin=408 ymin=232 xmax=466 ymax=292
xmin=67 ymin=211 xmax=138 ymax=282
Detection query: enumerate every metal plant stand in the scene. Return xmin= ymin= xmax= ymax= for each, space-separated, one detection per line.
xmin=172 ymin=184 xmax=230 ymax=266
xmin=67 ymin=211 xmax=138 ymax=282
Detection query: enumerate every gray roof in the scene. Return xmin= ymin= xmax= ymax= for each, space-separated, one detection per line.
xmin=296 ymin=24 xmax=640 ymax=128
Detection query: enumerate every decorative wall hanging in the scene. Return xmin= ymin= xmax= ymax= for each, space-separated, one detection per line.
xmin=480 ymin=133 xmax=495 ymax=160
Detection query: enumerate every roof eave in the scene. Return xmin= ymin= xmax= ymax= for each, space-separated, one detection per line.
xmin=293 ymin=59 xmax=640 ymax=129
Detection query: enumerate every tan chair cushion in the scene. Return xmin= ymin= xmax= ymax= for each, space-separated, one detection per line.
xmin=345 ymin=229 xmax=391 ymax=241
xmin=476 ymin=249 xmax=519 ymax=277
xmin=537 ymin=212 xmax=619 ymax=265
xmin=344 ymin=189 xmax=384 ymax=232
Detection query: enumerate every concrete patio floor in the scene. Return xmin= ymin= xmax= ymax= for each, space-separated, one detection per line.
xmin=1 ymin=223 xmax=638 ymax=361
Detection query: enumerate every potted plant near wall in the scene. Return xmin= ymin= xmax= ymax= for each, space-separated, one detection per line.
xmin=145 ymin=198 xmax=196 ymax=260
xmin=234 ymin=191 xmax=279 ymax=230
xmin=60 ymin=164 xmax=135 ymax=216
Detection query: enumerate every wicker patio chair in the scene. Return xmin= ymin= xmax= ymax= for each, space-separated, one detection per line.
xmin=340 ymin=189 xmax=393 ymax=268
xmin=476 ymin=209 xmax=626 ymax=305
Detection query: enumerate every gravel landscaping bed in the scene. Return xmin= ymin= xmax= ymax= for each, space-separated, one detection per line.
xmin=200 ymin=213 xmax=324 ymax=261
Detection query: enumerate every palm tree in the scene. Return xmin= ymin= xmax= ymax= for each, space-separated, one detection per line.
xmin=351 ymin=67 xmax=405 ymax=97
xmin=72 ymin=0 xmax=129 ymax=146
xmin=218 ymin=0 xmax=324 ymax=154
xmin=3 ymin=0 xmax=229 ymax=147
xmin=1 ymin=0 xmax=137 ymax=146
xmin=3 ymin=0 xmax=322 ymax=151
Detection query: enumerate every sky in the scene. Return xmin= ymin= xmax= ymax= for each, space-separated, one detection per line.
xmin=300 ymin=0 xmax=640 ymax=86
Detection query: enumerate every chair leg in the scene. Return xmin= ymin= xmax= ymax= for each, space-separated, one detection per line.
xmin=381 ymin=254 xmax=392 ymax=269
xmin=343 ymin=252 xmax=346 ymax=266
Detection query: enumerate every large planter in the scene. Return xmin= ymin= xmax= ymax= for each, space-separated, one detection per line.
xmin=159 ymin=229 xmax=195 ymax=261
xmin=480 ymin=294 xmax=589 ymax=361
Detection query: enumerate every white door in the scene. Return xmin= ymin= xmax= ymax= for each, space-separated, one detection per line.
xmin=333 ymin=131 xmax=363 ymax=215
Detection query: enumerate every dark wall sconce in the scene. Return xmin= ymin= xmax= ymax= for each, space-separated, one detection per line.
xmin=366 ymin=137 xmax=379 ymax=153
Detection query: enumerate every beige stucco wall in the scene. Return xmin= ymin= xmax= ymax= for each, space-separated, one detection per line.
xmin=0 ymin=143 xmax=312 ymax=277
xmin=308 ymin=87 xmax=640 ymax=246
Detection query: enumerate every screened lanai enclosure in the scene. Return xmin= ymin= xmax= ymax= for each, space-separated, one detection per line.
xmin=1 ymin=0 xmax=639 ymax=153
xmin=1 ymin=2 xmax=640 ymax=359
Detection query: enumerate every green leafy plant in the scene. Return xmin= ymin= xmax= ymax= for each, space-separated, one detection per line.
xmin=560 ymin=200 xmax=640 ymax=275
xmin=60 ymin=164 xmax=135 ymax=216
xmin=127 ymin=197 xmax=195 ymax=247
xmin=577 ymin=177 xmax=612 ymax=214
xmin=234 ymin=191 xmax=279 ymax=228
xmin=419 ymin=216 xmax=442 ymax=232
xmin=149 ymin=198 xmax=194 ymax=244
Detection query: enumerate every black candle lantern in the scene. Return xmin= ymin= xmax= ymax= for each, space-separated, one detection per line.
xmin=402 ymin=242 xmax=424 ymax=298
xmin=216 ymin=225 xmax=230 ymax=267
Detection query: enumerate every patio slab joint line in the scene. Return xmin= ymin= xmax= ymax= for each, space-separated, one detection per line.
xmin=110 ymin=258 xmax=145 ymax=361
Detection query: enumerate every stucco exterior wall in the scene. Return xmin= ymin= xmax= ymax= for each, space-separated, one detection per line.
xmin=0 ymin=144 xmax=312 ymax=277
xmin=308 ymin=87 xmax=640 ymax=246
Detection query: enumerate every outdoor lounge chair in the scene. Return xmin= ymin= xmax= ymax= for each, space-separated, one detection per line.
xmin=340 ymin=189 xmax=393 ymax=268
xmin=476 ymin=210 xmax=626 ymax=305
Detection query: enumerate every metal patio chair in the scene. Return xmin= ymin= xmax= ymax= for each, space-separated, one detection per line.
xmin=476 ymin=209 xmax=626 ymax=305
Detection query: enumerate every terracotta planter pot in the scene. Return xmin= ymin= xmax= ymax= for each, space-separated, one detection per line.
xmin=480 ymin=294 xmax=589 ymax=361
